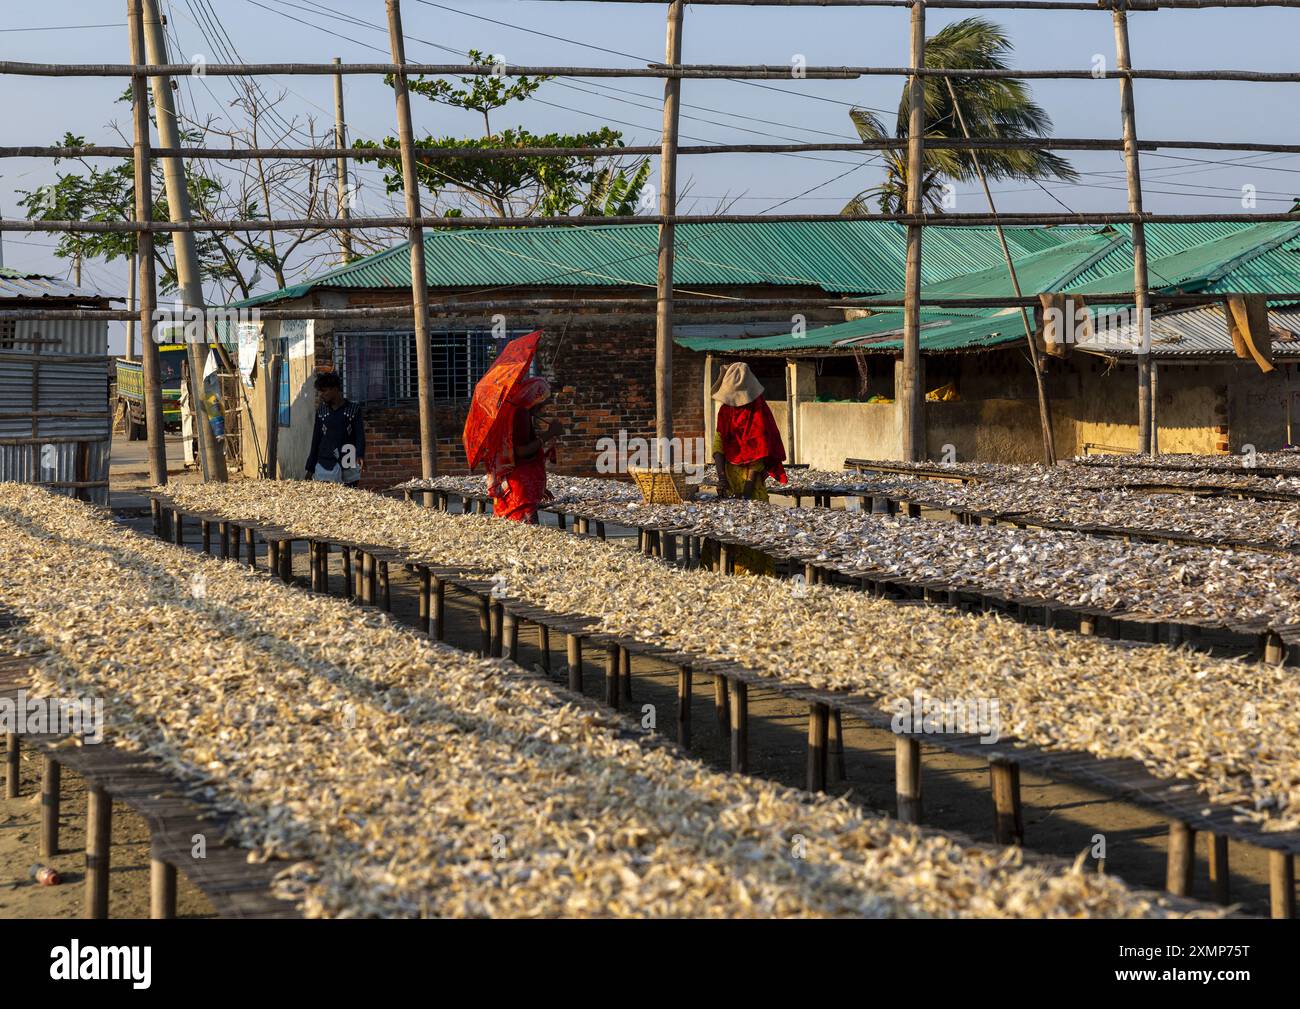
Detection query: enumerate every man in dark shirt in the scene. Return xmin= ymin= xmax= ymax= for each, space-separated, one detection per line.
xmin=304 ymin=371 xmax=365 ymax=487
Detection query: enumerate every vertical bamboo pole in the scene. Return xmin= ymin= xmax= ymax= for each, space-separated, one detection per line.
xmin=990 ymin=759 xmax=1024 ymax=845
xmin=566 ymin=634 xmax=583 ymax=693
xmin=943 ymin=77 xmax=1054 ymax=464
xmin=806 ymin=703 xmax=829 ymax=793
xmin=40 ymin=757 xmax=60 ymax=856
xmin=385 ymin=0 xmax=438 ymax=483
xmin=677 ymin=665 xmax=692 ymax=747
xmin=654 ymin=1 xmax=684 ymax=466
xmin=899 ymin=0 xmax=926 ymax=461
xmin=128 ymin=0 xmax=167 ymax=490
xmin=150 ymin=854 xmax=177 ymax=919
xmin=4 ymin=733 xmax=17 ymax=799
xmin=604 ymin=644 xmax=620 ymax=708
xmin=84 ymin=785 xmax=111 ymax=919
xmin=125 ymin=250 xmax=137 ymax=362
xmin=142 ymin=0 xmax=225 ymax=482
xmin=896 ymin=736 xmax=922 ymax=823
xmin=1207 ymin=833 xmax=1230 ymax=906
xmin=1269 ymin=851 xmax=1294 ymax=919
xmin=332 ymin=57 xmax=354 ymax=264
xmin=729 ymin=680 xmax=748 ymax=774
xmin=1112 ymin=7 xmax=1153 ymax=454
xmin=1166 ymin=821 xmax=1195 ymax=897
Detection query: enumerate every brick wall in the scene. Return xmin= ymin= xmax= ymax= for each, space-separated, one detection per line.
xmin=330 ymin=285 xmax=825 ymax=488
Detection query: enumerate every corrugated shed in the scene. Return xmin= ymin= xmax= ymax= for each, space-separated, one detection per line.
xmin=233 ymin=221 xmax=1092 ymax=306
xmin=0 ymin=267 xmax=111 ymax=301
xmin=1077 ymin=304 xmax=1300 ymax=358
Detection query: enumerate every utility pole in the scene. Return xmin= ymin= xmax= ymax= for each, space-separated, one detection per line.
xmin=1113 ymin=6 xmax=1153 ymax=455
xmin=333 ymin=57 xmax=354 ymax=264
xmin=386 ymin=0 xmax=438 ymax=481
xmin=127 ymin=0 xmax=167 ymax=490
xmin=899 ymin=0 xmax=927 ymax=461
xmin=944 ymin=77 xmax=1055 ymax=466
xmin=125 ymin=250 xmax=137 ymax=362
xmin=141 ymin=0 xmax=227 ymax=481
xmin=655 ymin=1 xmax=684 ymax=468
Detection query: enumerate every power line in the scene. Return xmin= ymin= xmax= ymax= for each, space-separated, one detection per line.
xmin=0 ymin=23 xmax=125 ymax=32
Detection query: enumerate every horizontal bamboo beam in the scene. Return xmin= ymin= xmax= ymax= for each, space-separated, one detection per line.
xmin=6 ymin=60 xmax=1300 ymax=83
xmin=11 ymin=136 xmax=1300 ymax=160
xmin=5 ymin=290 xmax=1300 ymax=324
xmin=10 ymin=210 xmax=1300 ymax=236
xmin=541 ymin=0 xmax=1300 ymax=8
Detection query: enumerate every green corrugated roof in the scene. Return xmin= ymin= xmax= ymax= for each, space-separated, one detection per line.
xmin=231 ymin=220 xmax=1094 ymax=307
xmin=675 ymin=307 xmax=1020 ymax=355
xmin=680 ymin=220 xmax=1300 ymax=355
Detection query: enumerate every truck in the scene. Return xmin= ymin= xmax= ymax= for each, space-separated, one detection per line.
xmin=115 ymin=344 xmax=187 ymax=440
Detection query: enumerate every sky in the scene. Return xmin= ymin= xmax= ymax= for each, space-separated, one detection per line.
xmin=3 ymin=1 xmax=1300 ymax=352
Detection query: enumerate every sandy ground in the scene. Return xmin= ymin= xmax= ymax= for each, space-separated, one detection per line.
xmin=0 ymin=432 xmax=1277 ymax=916
xmin=0 ymin=751 xmax=212 ymax=919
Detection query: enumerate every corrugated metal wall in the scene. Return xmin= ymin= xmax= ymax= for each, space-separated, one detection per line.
xmin=0 ymin=318 xmax=111 ymax=506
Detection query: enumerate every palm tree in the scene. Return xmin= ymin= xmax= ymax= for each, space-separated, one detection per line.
xmin=845 ymin=18 xmax=1078 ymax=214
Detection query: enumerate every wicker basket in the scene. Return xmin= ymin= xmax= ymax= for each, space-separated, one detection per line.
xmin=630 ymin=467 xmax=696 ymax=504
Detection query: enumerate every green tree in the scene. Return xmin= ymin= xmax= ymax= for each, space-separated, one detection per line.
xmin=845 ymin=18 xmax=1077 ymax=214
xmin=360 ymin=50 xmax=651 ymax=218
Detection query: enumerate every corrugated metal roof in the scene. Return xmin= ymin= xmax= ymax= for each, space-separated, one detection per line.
xmin=233 ymin=220 xmax=1094 ymax=307
xmin=1077 ymin=304 xmax=1300 ymax=358
xmin=0 ymin=267 xmax=112 ymax=301
xmin=675 ymin=307 xmax=1017 ymax=355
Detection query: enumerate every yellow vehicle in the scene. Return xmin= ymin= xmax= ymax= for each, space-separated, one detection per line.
xmin=114 ymin=345 xmax=189 ymax=440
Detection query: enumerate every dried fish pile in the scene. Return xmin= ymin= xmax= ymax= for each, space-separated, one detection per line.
xmin=0 ymin=488 xmax=1194 ymax=920
xmin=395 ymin=474 xmax=640 ymax=507
xmin=735 ymin=465 xmax=1300 ymax=550
xmin=168 ymin=481 xmax=1300 ymax=833
xmin=1076 ymin=451 xmax=1300 ymax=476
xmin=445 ymin=484 xmax=1300 ymax=630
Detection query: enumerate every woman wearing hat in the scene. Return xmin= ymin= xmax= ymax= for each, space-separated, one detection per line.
xmin=711 ymin=361 xmax=788 ymax=501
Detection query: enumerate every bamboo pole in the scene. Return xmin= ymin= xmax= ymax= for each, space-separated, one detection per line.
xmin=84 ymin=785 xmax=111 ymax=919
xmin=332 ymin=57 xmax=354 ymax=264
xmin=150 ymin=854 xmax=177 ymax=919
xmin=16 ymin=209 xmax=1300 ymax=235
xmin=40 ymin=757 xmax=60 ymax=857
xmin=142 ymin=0 xmax=226 ymax=482
xmin=22 ymin=134 xmax=1300 ymax=161
xmin=944 ymin=77 xmax=1055 ymax=465
xmin=385 ymin=0 xmax=438 ymax=483
xmin=127 ymin=0 xmax=167 ymax=489
xmin=655 ymin=1 xmax=684 ymax=466
xmin=899 ymin=0 xmax=926 ymax=461
xmin=1112 ymin=8 xmax=1154 ymax=455
xmin=125 ymin=250 xmax=136 ymax=362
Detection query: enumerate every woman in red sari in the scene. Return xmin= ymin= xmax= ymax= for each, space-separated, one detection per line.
xmin=487 ymin=377 xmax=563 ymax=522
xmin=712 ymin=362 xmax=788 ymax=501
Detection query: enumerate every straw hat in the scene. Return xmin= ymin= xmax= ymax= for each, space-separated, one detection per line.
xmin=711 ymin=362 xmax=764 ymax=407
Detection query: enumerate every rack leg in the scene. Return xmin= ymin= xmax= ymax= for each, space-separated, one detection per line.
xmin=1270 ymin=851 xmax=1294 ymax=919
xmin=896 ymin=737 xmax=922 ymax=823
xmin=4 ymin=733 xmax=17 ymax=799
xmin=605 ymin=644 xmax=620 ymax=708
xmin=566 ymin=635 xmax=583 ymax=693
xmin=714 ymin=675 xmax=730 ymax=738
xmin=540 ymin=623 xmax=551 ymax=672
xmin=504 ymin=610 xmax=519 ymax=662
xmin=730 ymin=680 xmax=749 ymax=774
xmin=39 ymin=756 xmax=59 ymax=856
xmin=990 ymin=759 xmax=1024 ymax=845
xmin=619 ymin=646 xmax=632 ymax=701
xmin=677 ymin=666 xmax=692 ymax=747
xmin=418 ymin=567 xmax=431 ymax=635
xmin=245 ymin=526 xmax=256 ymax=569
xmin=84 ymin=785 xmax=111 ymax=920
xmin=1166 ymin=821 xmax=1195 ymax=897
xmin=150 ymin=851 xmax=177 ymax=920
xmin=806 ymin=703 xmax=829 ymax=793
xmin=828 ymin=710 xmax=846 ymax=782
xmin=1208 ymin=833 xmax=1230 ymax=906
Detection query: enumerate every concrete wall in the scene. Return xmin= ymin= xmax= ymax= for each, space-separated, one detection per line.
xmin=795 ymin=401 xmax=900 ymax=470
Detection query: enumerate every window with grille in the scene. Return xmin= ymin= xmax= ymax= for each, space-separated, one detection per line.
xmin=0 ymin=320 xmax=15 ymax=349
xmin=334 ymin=329 xmax=528 ymax=406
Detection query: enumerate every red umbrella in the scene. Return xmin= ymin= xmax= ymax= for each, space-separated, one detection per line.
xmin=463 ymin=329 xmax=543 ymax=471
